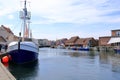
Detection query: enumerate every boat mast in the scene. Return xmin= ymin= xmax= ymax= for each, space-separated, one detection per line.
xmin=20 ymin=0 xmax=31 ymax=41
xmin=22 ymin=0 xmax=27 ymax=41
xmin=28 ymin=20 xmax=31 ymax=38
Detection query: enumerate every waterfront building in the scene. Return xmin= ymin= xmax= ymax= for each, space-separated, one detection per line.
xmin=55 ymin=38 xmax=67 ymax=49
xmin=56 ymin=38 xmax=67 ymax=46
xmin=65 ymin=36 xmax=98 ymax=47
xmin=108 ymin=29 xmax=120 ymax=53
xmin=99 ymin=29 xmax=120 ymax=46
xmin=38 ymin=39 xmax=50 ymax=47
xmin=99 ymin=36 xmax=111 ymax=46
xmin=65 ymin=36 xmax=79 ymax=47
xmin=99 ymin=29 xmax=120 ymax=52
xmin=0 ymin=36 xmax=7 ymax=44
xmin=0 ymin=25 xmax=17 ymax=43
xmin=111 ymin=29 xmax=120 ymax=37
xmin=65 ymin=36 xmax=98 ymax=51
xmin=75 ymin=37 xmax=98 ymax=47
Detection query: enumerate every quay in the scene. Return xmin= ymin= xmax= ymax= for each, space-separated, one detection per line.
xmin=0 ymin=52 xmax=16 ymax=80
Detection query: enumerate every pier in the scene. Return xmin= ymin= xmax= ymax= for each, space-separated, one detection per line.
xmin=0 ymin=52 xmax=16 ymax=80
xmin=0 ymin=62 xmax=16 ymax=80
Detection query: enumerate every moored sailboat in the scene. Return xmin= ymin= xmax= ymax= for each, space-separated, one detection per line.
xmin=7 ymin=0 xmax=39 ymax=64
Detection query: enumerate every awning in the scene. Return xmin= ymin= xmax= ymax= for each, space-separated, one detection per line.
xmin=108 ymin=37 xmax=120 ymax=44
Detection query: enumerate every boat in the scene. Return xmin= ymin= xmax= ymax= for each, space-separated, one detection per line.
xmin=70 ymin=47 xmax=90 ymax=51
xmin=114 ymin=49 xmax=120 ymax=53
xmin=77 ymin=47 xmax=90 ymax=51
xmin=70 ymin=46 xmax=77 ymax=50
xmin=56 ymin=44 xmax=65 ymax=49
xmin=7 ymin=0 xmax=39 ymax=64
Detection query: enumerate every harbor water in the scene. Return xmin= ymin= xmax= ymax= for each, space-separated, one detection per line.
xmin=5 ymin=48 xmax=120 ymax=80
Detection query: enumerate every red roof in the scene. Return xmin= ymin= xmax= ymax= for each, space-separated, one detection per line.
xmin=65 ymin=36 xmax=79 ymax=46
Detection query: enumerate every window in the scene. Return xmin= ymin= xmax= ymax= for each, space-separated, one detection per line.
xmin=116 ymin=31 xmax=120 ymax=36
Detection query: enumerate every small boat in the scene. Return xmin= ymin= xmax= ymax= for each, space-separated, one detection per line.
xmin=56 ymin=44 xmax=65 ymax=49
xmin=77 ymin=47 xmax=90 ymax=51
xmin=69 ymin=46 xmax=90 ymax=51
xmin=70 ymin=46 xmax=77 ymax=50
xmin=114 ymin=49 xmax=120 ymax=53
xmin=7 ymin=0 xmax=39 ymax=64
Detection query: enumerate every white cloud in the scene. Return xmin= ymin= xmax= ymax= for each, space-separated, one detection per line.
xmin=8 ymin=15 xmax=14 ymax=20
xmin=0 ymin=8 xmax=12 ymax=16
xmin=0 ymin=0 xmax=21 ymax=18
xmin=0 ymin=0 xmax=119 ymax=24
xmin=27 ymin=0 xmax=120 ymax=24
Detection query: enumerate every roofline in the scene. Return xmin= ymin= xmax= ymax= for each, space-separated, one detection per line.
xmin=111 ymin=29 xmax=120 ymax=31
xmin=99 ymin=36 xmax=111 ymax=38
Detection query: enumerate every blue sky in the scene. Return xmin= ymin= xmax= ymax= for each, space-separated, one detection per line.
xmin=0 ymin=0 xmax=120 ymax=40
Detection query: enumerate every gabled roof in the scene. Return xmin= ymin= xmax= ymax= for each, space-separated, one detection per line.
xmin=65 ymin=36 xmax=79 ymax=46
xmin=66 ymin=36 xmax=79 ymax=43
xmin=75 ymin=37 xmax=94 ymax=45
xmin=99 ymin=36 xmax=111 ymax=46
xmin=1 ymin=25 xmax=13 ymax=34
xmin=75 ymin=38 xmax=85 ymax=45
xmin=84 ymin=37 xmax=94 ymax=44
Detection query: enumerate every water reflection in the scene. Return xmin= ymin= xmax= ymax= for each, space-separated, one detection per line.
xmin=111 ymin=56 xmax=120 ymax=72
xmin=4 ymin=48 xmax=120 ymax=80
xmin=99 ymin=52 xmax=110 ymax=64
xmin=8 ymin=60 xmax=39 ymax=80
xmin=99 ymin=52 xmax=120 ymax=73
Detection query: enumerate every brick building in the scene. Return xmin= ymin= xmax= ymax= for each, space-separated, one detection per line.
xmin=0 ymin=25 xmax=19 ymax=44
xmin=65 ymin=36 xmax=79 ymax=47
xmin=99 ymin=29 xmax=120 ymax=51
xmin=108 ymin=29 xmax=120 ymax=52
xmin=65 ymin=36 xmax=98 ymax=48
xmin=75 ymin=37 xmax=98 ymax=47
xmin=111 ymin=29 xmax=120 ymax=37
xmin=99 ymin=36 xmax=111 ymax=46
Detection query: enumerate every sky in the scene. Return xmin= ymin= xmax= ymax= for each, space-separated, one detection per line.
xmin=0 ymin=0 xmax=120 ymax=40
